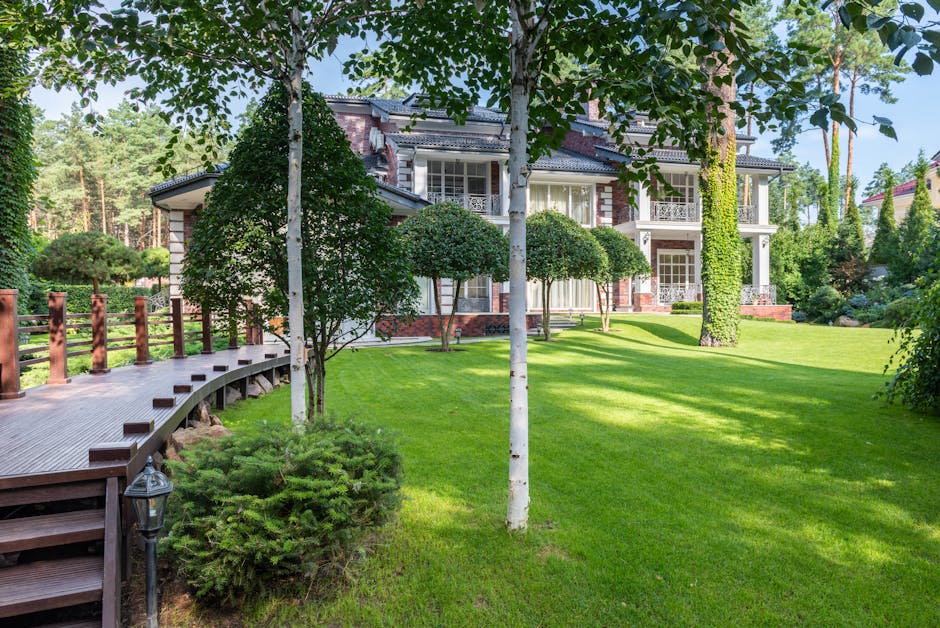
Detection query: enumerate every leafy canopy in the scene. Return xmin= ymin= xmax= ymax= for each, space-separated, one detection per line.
xmin=399 ymin=202 xmax=509 ymax=285
xmin=590 ymin=226 xmax=650 ymax=284
xmin=527 ymin=211 xmax=607 ymax=284
xmin=32 ymin=231 xmax=142 ymax=292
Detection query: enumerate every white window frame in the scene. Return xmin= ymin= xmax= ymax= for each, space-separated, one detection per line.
xmin=656 ymin=248 xmax=694 ymax=286
xmin=661 ymin=172 xmax=695 ymax=204
xmin=427 ymin=160 xmax=490 ymax=197
xmin=528 ymin=183 xmax=594 ymax=227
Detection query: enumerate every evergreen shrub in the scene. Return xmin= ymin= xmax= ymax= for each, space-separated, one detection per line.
xmin=805 ymin=285 xmax=845 ymax=323
xmin=885 ymin=296 xmax=918 ymax=328
xmin=162 ymin=420 xmax=402 ymax=605
xmin=791 ymin=311 xmax=808 ymax=323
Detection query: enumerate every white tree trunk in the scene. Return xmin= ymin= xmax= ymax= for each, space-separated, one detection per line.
xmin=286 ymin=10 xmax=307 ymax=428
xmin=506 ymin=4 xmax=530 ymax=531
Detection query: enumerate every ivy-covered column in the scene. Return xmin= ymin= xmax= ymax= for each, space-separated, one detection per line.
xmin=0 ymin=46 xmax=35 ymax=295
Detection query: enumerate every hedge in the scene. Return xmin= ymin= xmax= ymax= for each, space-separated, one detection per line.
xmin=671 ymin=301 xmax=703 ymax=314
xmin=24 ymin=281 xmax=150 ymax=314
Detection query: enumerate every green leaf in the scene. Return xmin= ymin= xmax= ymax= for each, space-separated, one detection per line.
xmin=900 ymin=3 xmax=925 ymax=20
xmin=809 ymin=108 xmax=829 ymax=129
xmin=878 ymin=124 xmax=898 ymax=141
xmin=912 ymin=52 xmax=934 ymax=75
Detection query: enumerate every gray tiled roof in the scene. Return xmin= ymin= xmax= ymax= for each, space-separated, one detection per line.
xmin=596 ymin=146 xmax=793 ymax=171
xmin=386 ymin=133 xmax=510 ymax=152
xmin=370 ymin=98 xmax=507 ymax=124
xmin=148 ymin=164 xmax=227 ymax=195
xmin=532 ymin=149 xmax=618 ymax=174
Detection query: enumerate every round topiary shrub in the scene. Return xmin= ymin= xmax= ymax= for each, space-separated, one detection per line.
xmin=161 ymin=420 xmax=402 ymax=605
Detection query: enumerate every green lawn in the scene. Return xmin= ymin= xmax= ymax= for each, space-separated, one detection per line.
xmin=213 ymin=314 xmax=940 ymax=625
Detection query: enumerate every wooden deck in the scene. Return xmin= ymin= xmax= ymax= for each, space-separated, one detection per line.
xmin=0 ymin=344 xmax=288 ymax=490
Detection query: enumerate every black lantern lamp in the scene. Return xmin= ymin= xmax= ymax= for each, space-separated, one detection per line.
xmin=455 ymin=327 xmax=462 ymax=344
xmin=579 ymin=312 xmax=585 ymax=326
xmin=125 ymin=456 xmax=173 ymax=628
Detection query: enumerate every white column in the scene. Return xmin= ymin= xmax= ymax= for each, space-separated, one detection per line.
xmin=414 ymin=158 xmax=428 ymax=199
xmin=756 ymin=174 xmax=770 ymax=225
xmin=500 ymin=161 xmax=510 ymax=215
xmin=693 ymin=232 xmax=702 ymax=286
xmin=168 ymin=209 xmax=185 ymax=298
xmin=598 ymin=185 xmax=613 ymax=226
xmin=637 ymin=182 xmax=651 ymax=221
xmin=636 ymin=231 xmax=652 ymax=293
xmin=440 ymin=278 xmax=455 ymax=315
xmin=752 ymin=234 xmax=770 ymax=287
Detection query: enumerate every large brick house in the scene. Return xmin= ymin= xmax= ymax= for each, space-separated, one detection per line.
xmin=150 ymin=93 xmax=793 ymax=337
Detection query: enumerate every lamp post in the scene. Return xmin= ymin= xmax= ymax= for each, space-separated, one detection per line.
xmin=455 ymin=327 xmax=462 ymax=345
xmin=125 ymin=456 xmax=173 ymax=628
xmin=579 ymin=313 xmax=585 ymax=326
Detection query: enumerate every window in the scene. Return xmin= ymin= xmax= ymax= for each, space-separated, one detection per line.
xmin=737 ymin=174 xmax=754 ymax=206
xmin=415 ymin=277 xmax=434 ymax=314
xmin=527 ymin=278 xmax=594 ymax=311
xmin=657 ymin=250 xmax=694 ymax=285
xmin=456 ymin=276 xmax=491 ymax=312
xmin=428 ymin=161 xmax=487 ymax=197
xmin=530 ymin=184 xmax=592 ymax=224
xmin=661 ymin=172 xmax=694 ymax=204
xmin=461 ymin=276 xmax=490 ymax=299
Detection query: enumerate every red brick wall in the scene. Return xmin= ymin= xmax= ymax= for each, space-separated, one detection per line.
xmin=561 ymin=128 xmax=608 ymax=157
xmin=377 ymin=313 xmax=542 ymax=337
xmin=739 ymin=304 xmax=793 ymax=321
xmin=334 ymin=112 xmax=376 ymax=156
xmin=611 ymin=181 xmax=634 ymax=225
xmin=386 ymin=143 xmax=399 ymax=187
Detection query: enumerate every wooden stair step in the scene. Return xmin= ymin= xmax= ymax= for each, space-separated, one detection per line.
xmin=0 ymin=556 xmax=103 ymax=618
xmin=0 ymin=509 xmax=105 ymax=553
xmin=0 ymin=481 xmax=105 ymax=509
xmin=39 ymin=621 xmax=101 ymax=628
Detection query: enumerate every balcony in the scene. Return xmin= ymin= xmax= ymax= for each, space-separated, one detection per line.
xmin=427 ymin=192 xmax=502 ymax=216
xmin=740 ymin=284 xmax=776 ymax=305
xmin=654 ymin=283 xmax=777 ymax=306
xmin=632 ymin=201 xmax=758 ymax=225
xmin=651 ymin=201 xmax=697 ymax=222
xmin=737 ymin=205 xmax=756 ymax=224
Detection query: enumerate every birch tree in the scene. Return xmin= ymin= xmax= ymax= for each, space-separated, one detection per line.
xmin=108 ymin=0 xmax=393 ymax=427
xmin=358 ymin=0 xmax=608 ymax=530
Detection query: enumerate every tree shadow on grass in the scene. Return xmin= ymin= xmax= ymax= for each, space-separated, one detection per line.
xmin=616 ymin=318 xmax=700 ymax=346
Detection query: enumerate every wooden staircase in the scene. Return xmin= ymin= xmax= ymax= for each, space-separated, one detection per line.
xmin=0 ymin=478 xmax=121 ymax=627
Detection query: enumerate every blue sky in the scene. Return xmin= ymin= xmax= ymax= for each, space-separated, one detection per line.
xmin=32 ymin=37 xmax=939 ymax=197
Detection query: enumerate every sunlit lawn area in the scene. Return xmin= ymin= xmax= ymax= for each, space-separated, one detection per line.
xmin=208 ymin=314 xmax=940 ymax=625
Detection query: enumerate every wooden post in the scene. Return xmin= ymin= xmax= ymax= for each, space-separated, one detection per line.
xmin=134 ymin=296 xmax=152 ymax=366
xmin=201 ymin=306 xmax=214 ymax=354
xmin=171 ymin=297 xmax=185 ymax=359
xmin=228 ymin=305 xmax=238 ymax=350
xmin=90 ymin=293 xmax=110 ymax=375
xmin=244 ymin=299 xmax=254 ymax=345
xmin=0 ymin=289 xmax=23 ymax=399
xmin=47 ymin=292 xmax=71 ymax=384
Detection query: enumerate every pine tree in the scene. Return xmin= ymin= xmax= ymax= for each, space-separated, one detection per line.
xmin=0 ymin=46 xmax=35 ymax=295
xmin=869 ymin=173 xmax=900 ymax=266
xmin=893 ymin=158 xmax=936 ymax=283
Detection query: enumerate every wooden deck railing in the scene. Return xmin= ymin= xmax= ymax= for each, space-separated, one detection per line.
xmin=0 ymin=289 xmax=264 ymax=400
